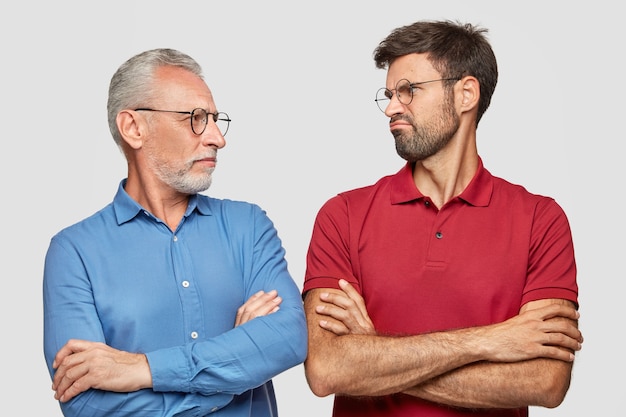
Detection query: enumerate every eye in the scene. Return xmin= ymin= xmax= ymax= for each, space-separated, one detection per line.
xmin=397 ymin=83 xmax=412 ymax=96
xmin=192 ymin=110 xmax=207 ymax=124
xmin=383 ymin=89 xmax=393 ymax=100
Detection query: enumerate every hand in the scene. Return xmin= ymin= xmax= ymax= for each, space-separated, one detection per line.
xmin=480 ymin=303 xmax=583 ymax=363
xmin=52 ymin=339 xmax=151 ymax=403
xmin=235 ymin=289 xmax=282 ymax=326
xmin=316 ymin=279 xmax=376 ymax=336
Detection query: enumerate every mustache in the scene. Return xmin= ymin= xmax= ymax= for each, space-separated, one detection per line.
xmin=193 ymin=151 xmax=218 ymax=162
xmin=390 ymin=115 xmax=413 ymax=124
xmin=186 ymin=151 xmax=218 ymax=169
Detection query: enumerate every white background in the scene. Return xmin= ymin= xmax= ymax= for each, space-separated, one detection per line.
xmin=2 ymin=1 xmax=621 ymax=415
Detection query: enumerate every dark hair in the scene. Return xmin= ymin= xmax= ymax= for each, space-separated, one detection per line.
xmin=374 ymin=20 xmax=498 ymax=125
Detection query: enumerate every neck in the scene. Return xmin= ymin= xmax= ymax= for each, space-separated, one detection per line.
xmin=124 ymin=173 xmax=190 ymax=231
xmin=413 ymin=132 xmax=479 ymax=209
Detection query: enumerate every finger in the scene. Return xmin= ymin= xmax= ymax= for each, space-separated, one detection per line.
xmin=327 ymin=280 xmax=363 ymax=307
xmin=544 ymin=331 xmax=582 ymax=352
xmin=58 ymin=373 xmax=90 ymax=402
xmin=236 ymin=291 xmax=281 ymax=326
xmin=54 ymin=360 xmax=89 ymax=401
xmin=236 ymin=291 xmax=268 ymax=325
xmin=338 ymin=279 xmax=361 ymax=299
xmin=321 ymin=288 xmax=375 ymax=332
xmin=53 ymin=339 xmax=87 ymax=369
xmin=544 ymin=321 xmax=583 ymax=344
xmin=316 ymin=303 xmax=371 ymax=335
xmin=319 ymin=291 xmax=356 ymax=311
xmin=245 ymin=290 xmax=278 ymax=309
xmin=532 ymin=303 xmax=580 ymax=321
xmin=252 ymin=296 xmax=282 ymax=316
xmin=319 ymin=319 xmax=350 ymax=336
xmin=52 ymin=349 xmax=86 ymax=389
xmin=248 ymin=290 xmax=265 ymax=301
xmin=239 ymin=290 xmax=268 ymax=311
xmin=537 ymin=345 xmax=576 ymax=362
xmin=339 ymin=279 xmax=367 ymax=307
xmin=316 ymin=303 xmax=352 ymax=322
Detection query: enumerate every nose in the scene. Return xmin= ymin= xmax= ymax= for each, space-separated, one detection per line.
xmin=201 ymin=120 xmax=226 ymax=149
xmin=384 ymin=93 xmax=405 ymax=117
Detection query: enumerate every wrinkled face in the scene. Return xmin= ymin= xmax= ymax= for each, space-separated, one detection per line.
xmin=140 ymin=66 xmax=226 ymax=194
xmin=384 ymin=54 xmax=460 ymax=162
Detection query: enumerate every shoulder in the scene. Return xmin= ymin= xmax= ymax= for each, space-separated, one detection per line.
xmin=51 ymin=203 xmax=115 ymax=242
xmin=491 ymin=175 xmax=568 ymax=221
xmin=312 ymin=174 xmax=398 ymax=230
xmin=197 ymin=194 xmax=264 ymax=215
xmin=326 ymin=173 xmax=396 ymax=208
xmin=196 ymin=195 xmax=273 ymax=229
xmin=492 ymin=175 xmax=555 ymax=204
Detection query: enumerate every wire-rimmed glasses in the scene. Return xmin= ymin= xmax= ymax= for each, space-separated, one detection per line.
xmin=374 ymin=78 xmax=460 ymax=112
xmin=134 ymin=107 xmax=231 ymax=136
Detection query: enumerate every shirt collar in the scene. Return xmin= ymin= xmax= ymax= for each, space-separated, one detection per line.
xmin=112 ymin=179 xmax=213 ymax=225
xmin=389 ymin=157 xmax=493 ymax=207
xmin=390 ymin=163 xmax=424 ymax=205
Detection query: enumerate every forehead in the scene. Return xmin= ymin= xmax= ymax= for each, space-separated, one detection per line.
xmin=152 ymin=66 xmax=215 ymax=108
xmin=386 ymin=53 xmax=440 ymax=86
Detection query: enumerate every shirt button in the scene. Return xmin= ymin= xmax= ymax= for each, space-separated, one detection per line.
xmin=191 ymin=331 xmax=198 ymax=339
xmin=173 ymin=235 xmax=178 ymax=242
xmin=182 ymin=280 xmax=190 ymax=288
xmin=435 ymin=231 xmax=443 ymax=239
xmin=425 ymin=200 xmax=430 ymax=206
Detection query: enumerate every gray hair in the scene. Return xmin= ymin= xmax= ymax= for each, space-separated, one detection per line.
xmin=107 ymin=48 xmax=203 ymax=147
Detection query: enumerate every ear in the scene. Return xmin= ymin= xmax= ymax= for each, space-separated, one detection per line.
xmin=117 ymin=110 xmax=145 ymax=150
xmin=457 ymin=76 xmax=480 ymax=114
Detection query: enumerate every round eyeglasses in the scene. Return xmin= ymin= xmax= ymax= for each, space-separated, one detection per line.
xmin=134 ymin=107 xmax=231 ymax=136
xmin=374 ymin=78 xmax=460 ymax=112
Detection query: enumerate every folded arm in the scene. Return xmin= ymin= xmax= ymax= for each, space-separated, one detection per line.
xmin=43 ymin=205 xmax=307 ymax=417
xmin=404 ymin=298 xmax=578 ymax=408
xmin=304 ymin=280 xmax=581 ymax=408
xmin=53 ymin=289 xmax=291 ymax=403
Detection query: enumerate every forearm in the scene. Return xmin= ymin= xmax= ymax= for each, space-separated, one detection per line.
xmin=406 ymin=300 xmax=579 ymax=409
xmin=307 ymin=330 xmax=488 ymax=397
xmin=405 ymin=357 xmax=573 ymax=409
xmin=59 ymin=389 xmax=234 ymax=417
xmin=304 ymin=290 xmax=489 ymax=397
xmin=150 ymin=302 xmax=307 ymax=395
xmin=304 ymin=290 xmax=580 ymax=399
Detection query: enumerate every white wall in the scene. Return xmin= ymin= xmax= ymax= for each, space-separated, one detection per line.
xmin=2 ymin=1 xmax=620 ymax=415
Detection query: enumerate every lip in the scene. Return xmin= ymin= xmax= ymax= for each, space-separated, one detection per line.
xmin=389 ymin=120 xmax=411 ymax=130
xmin=195 ymin=156 xmax=217 ymax=167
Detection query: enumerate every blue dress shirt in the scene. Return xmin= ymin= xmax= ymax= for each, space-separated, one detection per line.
xmin=43 ymin=180 xmax=307 ymax=417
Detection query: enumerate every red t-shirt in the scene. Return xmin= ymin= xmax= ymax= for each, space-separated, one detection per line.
xmin=303 ymin=160 xmax=578 ymax=417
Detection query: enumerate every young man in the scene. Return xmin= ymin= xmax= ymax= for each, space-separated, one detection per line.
xmin=303 ymin=20 xmax=582 ymax=417
xmin=43 ymin=48 xmax=307 ymax=417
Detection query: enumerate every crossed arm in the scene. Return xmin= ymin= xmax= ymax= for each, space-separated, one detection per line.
xmin=52 ymin=290 xmax=283 ymax=403
xmin=303 ymin=279 xmax=582 ymax=409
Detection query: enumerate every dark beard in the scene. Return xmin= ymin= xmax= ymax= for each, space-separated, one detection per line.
xmin=393 ymin=103 xmax=460 ymax=162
